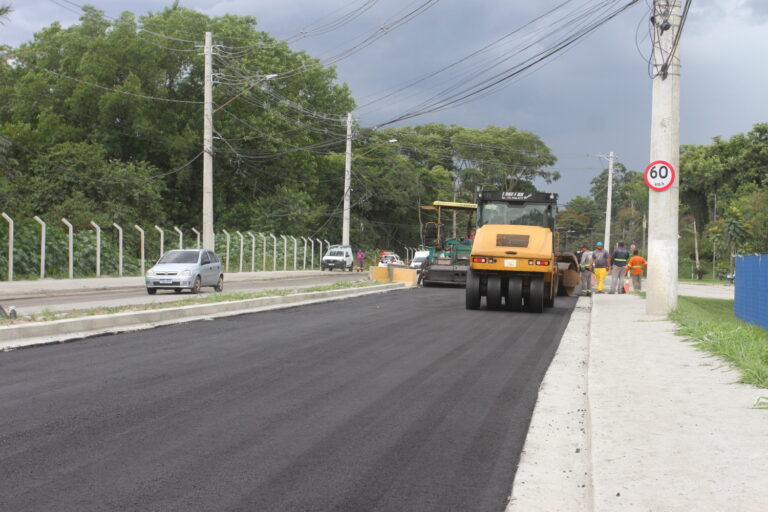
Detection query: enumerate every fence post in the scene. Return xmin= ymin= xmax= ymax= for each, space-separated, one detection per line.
xmin=301 ymin=237 xmax=308 ymax=270
xmin=324 ymin=239 xmax=330 ymax=255
xmin=154 ymin=225 xmax=164 ymax=258
xmin=260 ymin=233 xmax=267 ymax=270
xmin=1 ymin=212 xmax=13 ymax=281
xmin=290 ymin=236 xmax=298 ymax=270
xmin=90 ymin=221 xmax=101 ymax=277
xmin=308 ymin=238 xmax=315 ymax=269
xmin=134 ymin=225 xmax=145 ymax=276
xmin=279 ymin=235 xmax=287 ymax=271
xmin=269 ymin=234 xmax=277 ymax=271
xmin=236 ymin=231 xmax=244 ymax=273
xmin=174 ymin=226 xmax=183 ymax=249
xmin=316 ymin=238 xmax=323 ymax=268
xmin=113 ymin=223 xmax=123 ymax=277
xmin=221 ymin=230 xmax=231 ymax=273
xmin=34 ymin=216 xmax=46 ymax=279
xmin=248 ymin=232 xmax=256 ymax=272
xmin=62 ymin=217 xmax=73 ymax=279
xmin=191 ymin=227 xmax=200 ymax=249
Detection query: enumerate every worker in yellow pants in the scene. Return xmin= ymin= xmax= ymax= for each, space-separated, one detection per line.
xmin=593 ymin=267 xmax=607 ymax=292
xmin=590 ymin=241 xmax=609 ymax=293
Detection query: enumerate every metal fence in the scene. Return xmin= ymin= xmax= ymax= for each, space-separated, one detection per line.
xmin=0 ymin=212 xmax=335 ymax=281
xmin=734 ymin=254 xmax=768 ymax=330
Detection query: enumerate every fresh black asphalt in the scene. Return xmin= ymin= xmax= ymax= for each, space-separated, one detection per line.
xmin=0 ymin=287 xmax=577 ymax=512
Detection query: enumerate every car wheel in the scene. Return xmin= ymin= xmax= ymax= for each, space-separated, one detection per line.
xmin=174 ymin=288 xmax=182 ymax=294
xmin=191 ymin=275 xmax=202 ymax=294
xmin=147 ymin=288 xmax=157 ymax=295
xmin=214 ymin=275 xmax=224 ymax=292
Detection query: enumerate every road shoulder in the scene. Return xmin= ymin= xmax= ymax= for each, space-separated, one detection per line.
xmin=506 ymin=296 xmax=593 ymax=511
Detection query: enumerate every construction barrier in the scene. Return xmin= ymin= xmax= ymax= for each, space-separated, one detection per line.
xmin=368 ymin=265 xmax=417 ymax=287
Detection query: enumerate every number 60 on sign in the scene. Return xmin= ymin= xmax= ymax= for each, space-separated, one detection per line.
xmin=644 ymin=160 xmax=675 ymax=191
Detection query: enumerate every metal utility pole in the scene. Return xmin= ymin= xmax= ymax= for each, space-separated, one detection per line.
xmin=342 ymin=112 xmax=353 ymax=246
xmin=598 ymin=151 xmax=615 ymax=251
xmin=647 ymin=0 xmax=681 ymax=315
xmin=202 ymin=31 xmax=215 ymax=250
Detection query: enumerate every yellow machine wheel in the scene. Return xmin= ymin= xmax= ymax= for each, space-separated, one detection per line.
xmin=486 ymin=275 xmax=503 ymax=310
xmin=528 ymin=277 xmax=545 ymax=313
xmin=466 ymin=269 xmax=481 ymax=310
xmin=506 ymin=277 xmax=523 ymax=311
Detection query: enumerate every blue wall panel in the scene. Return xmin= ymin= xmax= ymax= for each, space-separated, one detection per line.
xmin=734 ymin=255 xmax=768 ymax=330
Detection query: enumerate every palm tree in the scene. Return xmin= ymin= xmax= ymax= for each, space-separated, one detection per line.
xmin=0 ymin=5 xmax=12 ymax=24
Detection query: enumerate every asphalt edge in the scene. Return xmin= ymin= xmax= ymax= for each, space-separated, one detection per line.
xmin=506 ymin=295 xmax=594 ymax=512
xmin=0 ymin=283 xmax=405 ymax=351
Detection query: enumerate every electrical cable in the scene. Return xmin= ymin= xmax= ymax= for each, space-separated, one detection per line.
xmin=373 ymin=0 xmax=641 ymax=127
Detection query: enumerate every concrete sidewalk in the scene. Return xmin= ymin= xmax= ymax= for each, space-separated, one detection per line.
xmin=0 ymin=270 xmax=329 ymax=300
xmin=510 ymin=286 xmax=768 ymax=512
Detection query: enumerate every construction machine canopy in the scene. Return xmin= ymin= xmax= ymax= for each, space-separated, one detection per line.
xmin=420 ymin=200 xmax=477 ymax=211
xmin=421 ymin=201 xmax=477 ymax=243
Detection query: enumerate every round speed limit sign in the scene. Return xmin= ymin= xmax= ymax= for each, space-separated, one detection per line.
xmin=644 ymin=160 xmax=675 ymax=191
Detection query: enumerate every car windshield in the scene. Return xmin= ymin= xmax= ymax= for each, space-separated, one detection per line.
xmin=413 ymin=257 xmax=426 ymax=263
xmin=328 ymin=250 xmax=345 ymax=256
xmin=157 ymin=250 xmax=199 ymax=264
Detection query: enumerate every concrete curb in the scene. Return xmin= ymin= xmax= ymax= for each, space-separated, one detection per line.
xmin=0 ymin=271 xmax=330 ymax=301
xmin=506 ymin=296 xmax=593 ymax=512
xmin=0 ymin=283 xmax=404 ymax=351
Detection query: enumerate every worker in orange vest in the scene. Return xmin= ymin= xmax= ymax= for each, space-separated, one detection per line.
xmin=626 ymin=250 xmax=648 ymax=292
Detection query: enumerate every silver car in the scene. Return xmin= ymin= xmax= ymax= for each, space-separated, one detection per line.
xmin=145 ymin=249 xmax=224 ymax=295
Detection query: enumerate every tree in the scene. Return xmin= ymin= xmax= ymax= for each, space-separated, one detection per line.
xmin=0 ymin=5 xmax=12 ymax=24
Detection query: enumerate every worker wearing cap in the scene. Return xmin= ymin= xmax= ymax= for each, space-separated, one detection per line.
xmin=590 ymin=242 xmax=609 ymax=293
xmin=608 ymin=241 xmax=630 ymax=294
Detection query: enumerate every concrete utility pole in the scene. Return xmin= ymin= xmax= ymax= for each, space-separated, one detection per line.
xmin=342 ymin=112 xmax=353 ymax=246
xmin=598 ymin=152 xmax=615 ymax=251
xmin=202 ymin=31 xmax=215 ymax=250
xmin=647 ymin=0 xmax=681 ymax=315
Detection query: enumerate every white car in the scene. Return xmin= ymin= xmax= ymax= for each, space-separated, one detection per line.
xmin=145 ymin=249 xmax=224 ymax=294
xmin=321 ymin=245 xmax=354 ymax=271
xmin=410 ymin=250 xmax=431 ymax=270
xmin=378 ymin=254 xmax=404 ymax=267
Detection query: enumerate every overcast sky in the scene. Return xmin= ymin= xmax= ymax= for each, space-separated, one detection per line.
xmin=3 ymin=0 xmax=767 ymax=203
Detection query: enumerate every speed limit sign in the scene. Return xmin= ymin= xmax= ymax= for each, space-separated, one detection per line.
xmin=644 ymin=160 xmax=675 ymax=191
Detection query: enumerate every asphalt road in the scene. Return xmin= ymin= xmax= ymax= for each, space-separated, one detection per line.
xmin=0 ymin=287 xmax=577 ymax=512
xmin=7 ymin=272 xmax=368 ymax=315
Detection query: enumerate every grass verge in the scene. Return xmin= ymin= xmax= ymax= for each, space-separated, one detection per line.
xmin=2 ymin=280 xmax=377 ymax=325
xmin=669 ymin=296 xmax=768 ymax=390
